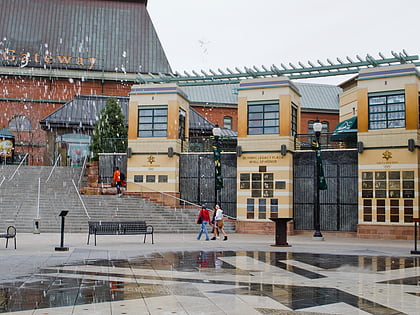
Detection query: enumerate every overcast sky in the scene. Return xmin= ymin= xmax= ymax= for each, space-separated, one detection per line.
xmin=147 ymin=0 xmax=419 ymax=85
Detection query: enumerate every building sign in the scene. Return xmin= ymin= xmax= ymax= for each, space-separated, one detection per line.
xmin=1 ymin=49 xmax=98 ymax=70
xmin=0 ymin=139 xmax=13 ymax=157
xmin=241 ymin=154 xmax=281 ymax=164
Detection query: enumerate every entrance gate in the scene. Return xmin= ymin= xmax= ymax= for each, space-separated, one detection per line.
xmin=179 ymin=153 xmax=237 ymax=218
xmin=293 ymin=150 xmax=358 ymax=232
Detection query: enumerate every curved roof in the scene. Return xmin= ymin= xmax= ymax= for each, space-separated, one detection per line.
xmin=0 ymin=0 xmax=170 ymax=74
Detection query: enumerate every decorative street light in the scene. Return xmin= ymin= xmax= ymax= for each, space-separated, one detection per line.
xmin=312 ymin=120 xmax=327 ymax=240
xmin=212 ymin=124 xmax=223 ymax=206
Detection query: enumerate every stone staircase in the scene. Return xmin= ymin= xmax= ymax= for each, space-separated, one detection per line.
xmin=0 ymin=165 xmax=235 ymax=234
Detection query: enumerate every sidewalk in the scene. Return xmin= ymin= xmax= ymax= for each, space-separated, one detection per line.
xmin=0 ymin=233 xmax=418 ymax=314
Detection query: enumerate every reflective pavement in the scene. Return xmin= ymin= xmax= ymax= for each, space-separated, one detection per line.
xmin=0 ymin=233 xmax=419 ymax=314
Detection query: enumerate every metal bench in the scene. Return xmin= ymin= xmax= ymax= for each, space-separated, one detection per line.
xmin=0 ymin=226 xmax=16 ymax=249
xmin=87 ymin=221 xmax=154 ymax=246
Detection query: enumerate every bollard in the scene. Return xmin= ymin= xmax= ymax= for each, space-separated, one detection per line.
xmin=55 ymin=211 xmax=69 ymax=251
xmin=33 ymin=219 xmax=40 ymax=234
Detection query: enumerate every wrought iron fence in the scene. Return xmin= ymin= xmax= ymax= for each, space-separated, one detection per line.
xmin=294 ymin=133 xmax=356 ymax=150
xmin=183 ymin=136 xmax=237 ymax=153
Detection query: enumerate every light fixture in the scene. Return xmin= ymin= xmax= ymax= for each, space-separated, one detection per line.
xmin=212 ymin=124 xmax=222 ymax=137
xmin=313 ymin=121 xmax=322 ymax=133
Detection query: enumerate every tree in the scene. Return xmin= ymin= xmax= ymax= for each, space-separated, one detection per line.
xmin=90 ymin=97 xmax=127 ymax=160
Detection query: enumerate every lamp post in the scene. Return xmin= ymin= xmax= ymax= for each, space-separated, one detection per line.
xmin=212 ymin=125 xmax=223 ymax=206
xmin=312 ymin=120 xmax=324 ymax=240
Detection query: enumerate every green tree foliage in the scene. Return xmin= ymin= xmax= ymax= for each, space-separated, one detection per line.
xmin=90 ymin=97 xmax=128 ymax=160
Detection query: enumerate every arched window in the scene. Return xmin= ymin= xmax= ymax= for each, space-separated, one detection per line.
xmin=9 ymin=115 xmax=32 ymax=131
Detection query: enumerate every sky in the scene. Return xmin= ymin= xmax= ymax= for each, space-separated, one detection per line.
xmin=147 ymin=0 xmax=420 ymax=85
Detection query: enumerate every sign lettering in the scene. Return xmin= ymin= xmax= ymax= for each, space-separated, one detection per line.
xmin=1 ymin=49 xmax=97 ymax=70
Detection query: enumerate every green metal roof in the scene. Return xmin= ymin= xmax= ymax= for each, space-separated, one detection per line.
xmin=183 ymin=85 xmax=238 ymax=105
xmin=296 ymin=83 xmax=341 ymax=112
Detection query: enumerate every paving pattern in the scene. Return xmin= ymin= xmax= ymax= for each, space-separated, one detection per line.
xmin=0 ymin=233 xmax=419 ymax=314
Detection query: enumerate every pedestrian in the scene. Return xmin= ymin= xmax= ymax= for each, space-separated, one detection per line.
xmin=211 ymin=206 xmax=219 ymax=239
xmin=211 ymin=204 xmax=228 ymax=241
xmin=113 ymin=167 xmax=122 ymax=197
xmin=197 ymin=205 xmax=211 ymax=241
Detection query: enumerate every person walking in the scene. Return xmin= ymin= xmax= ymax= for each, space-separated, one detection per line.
xmin=113 ymin=167 xmax=122 ymax=197
xmin=211 ymin=204 xmax=228 ymax=241
xmin=197 ymin=206 xmax=211 ymax=241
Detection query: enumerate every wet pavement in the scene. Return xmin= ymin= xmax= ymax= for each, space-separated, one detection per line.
xmin=0 ymin=233 xmax=419 ymax=314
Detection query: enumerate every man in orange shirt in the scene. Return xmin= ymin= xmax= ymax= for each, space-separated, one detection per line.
xmin=113 ymin=167 xmax=122 ymax=197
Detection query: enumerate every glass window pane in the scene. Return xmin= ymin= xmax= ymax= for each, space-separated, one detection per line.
xmin=369 ymin=97 xmax=386 ymax=105
xmin=139 ymin=109 xmax=153 ymax=116
xmin=388 ymin=95 xmax=404 ymax=103
xmin=248 ymin=105 xmax=263 ymax=112
xmin=249 ymin=120 xmax=263 ymax=127
xmin=249 ymin=113 xmax=263 ymax=120
xmin=265 ymin=127 xmax=279 ymax=134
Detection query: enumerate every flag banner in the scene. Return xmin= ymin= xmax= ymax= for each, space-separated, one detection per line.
xmin=316 ymin=149 xmax=328 ymax=190
xmin=212 ymin=142 xmax=224 ymax=190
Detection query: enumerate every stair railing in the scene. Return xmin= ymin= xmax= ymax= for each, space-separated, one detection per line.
xmin=8 ymin=153 xmax=28 ymax=181
xmin=46 ymin=154 xmax=61 ymax=183
xmin=72 ymin=179 xmax=91 ymax=219
xmin=130 ymin=182 xmax=201 ymax=210
xmin=77 ymin=157 xmax=87 ymax=188
xmin=128 ymin=182 xmax=237 ymax=220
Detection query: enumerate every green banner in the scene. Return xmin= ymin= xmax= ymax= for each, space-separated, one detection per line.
xmin=212 ymin=142 xmax=224 ymax=190
xmin=316 ymin=149 xmax=328 ymax=190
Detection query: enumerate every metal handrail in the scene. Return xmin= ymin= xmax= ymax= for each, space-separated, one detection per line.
xmin=72 ymin=179 xmax=91 ymax=219
xmin=77 ymin=157 xmax=87 ymax=188
xmin=130 ymin=182 xmax=237 ymax=220
xmin=46 ymin=154 xmax=61 ymax=183
xmin=8 ymin=153 xmax=28 ymax=181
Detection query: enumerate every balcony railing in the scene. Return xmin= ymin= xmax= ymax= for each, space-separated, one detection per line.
xmin=294 ymin=133 xmax=357 ymax=150
xmin=182 ymin=136 xmax=237 ymax=153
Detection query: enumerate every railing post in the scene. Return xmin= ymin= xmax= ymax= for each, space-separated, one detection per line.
xmin=411 ymin=218 xmax=420 ymax=255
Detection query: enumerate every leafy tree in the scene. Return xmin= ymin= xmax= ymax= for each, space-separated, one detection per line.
xmin=90 ymin=97 xmax=127 ymax=160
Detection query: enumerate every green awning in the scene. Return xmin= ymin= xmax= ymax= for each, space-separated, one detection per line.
xmin=0 ymin=128 xmax=15 ymax=139
xmin=330 ymin=117 xmax=357 ymax=142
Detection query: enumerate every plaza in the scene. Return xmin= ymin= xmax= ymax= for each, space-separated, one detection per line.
xmin=0 ymin=232 xmax=418 ymax=314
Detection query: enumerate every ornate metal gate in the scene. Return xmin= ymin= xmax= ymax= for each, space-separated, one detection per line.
xmin=179 ymin=153 xmax=237 ymax=218
xmin=293 ymin=150 xmax=358 ymax=232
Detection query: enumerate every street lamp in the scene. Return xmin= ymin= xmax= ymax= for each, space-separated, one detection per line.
xmin=212 ymin=125 xmax=223 ymax=206
xmin=312 ymin=120 xmax=324 ymax=240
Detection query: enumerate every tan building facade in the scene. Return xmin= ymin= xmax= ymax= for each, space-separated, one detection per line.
xmin=127 ymin=84 xmax=190 ymax=203
xmin=341 ymin=64 xmax=420 ymax=239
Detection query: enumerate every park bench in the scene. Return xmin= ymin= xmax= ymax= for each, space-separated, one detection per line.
xmin=87 ymin=221 xmax=154 ymax=246
xmin=0 ymin=226 xmax=16 ymax=249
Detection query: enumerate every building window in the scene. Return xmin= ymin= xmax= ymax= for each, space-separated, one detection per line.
xmin=376 ymin=199 xmax=386 ymax=222
xmin=291 ymin=104 xmax=298 ymax=136
xmin=158 ymin=175 xmax=168 ymax=183
xmin=146 ymin=175 xmax=155 ymax=183
xmin=363 ymin=199 xmax=372 ymax=222
xmin=270 ymin=199 xmax=278 ymax=218
xmin=138 ymin=106 xmax=167 ymax=137
xmin=368 ymin=92 xmax=405 ymax=129
xmin=248 ymin=101 xmax=279 ymax=135
xmin=223 ymin=116 xmax=232 ymax=130
xmin=9 ymin=115 xmax=32 ymax=131
xmin=134 ymin=175 xmax=143 ymax=183
xmin=178 ymin=108 xmax=186 ymax=140
xmin=258 ymin=199 xmax=266 ymax=219
xmin=247 ymin=198 xmax=254 ymax=219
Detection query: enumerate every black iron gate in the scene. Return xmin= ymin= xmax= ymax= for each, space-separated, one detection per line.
xmin=293 ymin=150 xmax=358 ymax=232
xmin=179 ymin=153 xmax=237 ymax=218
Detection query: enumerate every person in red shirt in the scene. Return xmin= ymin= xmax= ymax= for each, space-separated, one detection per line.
xmin=196 ymin=205 xmax=211 ymax=241
xmin=113 ymin=167 xmax=122 ymax=196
